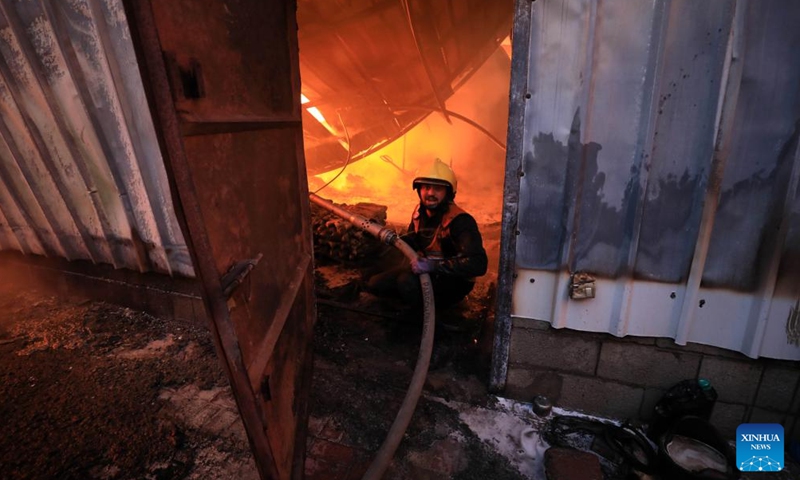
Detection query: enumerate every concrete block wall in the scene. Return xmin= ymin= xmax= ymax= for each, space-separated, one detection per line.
xmin=505 ymin=318 xmax=800 ymax=440
xmin=0 ymin=251 xmax=209 ymax=328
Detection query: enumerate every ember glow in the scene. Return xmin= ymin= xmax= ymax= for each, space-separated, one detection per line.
xmin=307 ymin=47 xmax=511 ymax=226
xmin=301 ymin=93 xmax=343 ymax=142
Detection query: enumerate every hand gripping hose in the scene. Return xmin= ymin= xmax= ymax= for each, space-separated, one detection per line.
xmin=309 ymin=194 xmax=435 ymax=480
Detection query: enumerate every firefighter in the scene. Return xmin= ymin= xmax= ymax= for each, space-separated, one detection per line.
xmin=365 ymin=158 xmax=488 ymax=312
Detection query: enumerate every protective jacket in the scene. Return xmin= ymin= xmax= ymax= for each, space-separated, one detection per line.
xmin=405 ymin=202 xmax=488 ymax=278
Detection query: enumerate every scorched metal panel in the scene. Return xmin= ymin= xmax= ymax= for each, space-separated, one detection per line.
xmin=0 ymin=0 xmax=192 ymax=277
xmin=504 ymin=0 xmax=800 ymax=360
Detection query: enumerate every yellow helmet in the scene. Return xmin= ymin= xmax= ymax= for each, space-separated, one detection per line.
xmin=412 ymin=158 xmax=457 ymax=193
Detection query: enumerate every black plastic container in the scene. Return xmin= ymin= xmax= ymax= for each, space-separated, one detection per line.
xmin=650 ymin=379 xmax=718 ymax=440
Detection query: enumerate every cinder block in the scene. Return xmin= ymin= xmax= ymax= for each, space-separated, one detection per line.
xmin=122 ymin=284 xmax=148 ymax=312
xmin=597 ymin=343 xmax=701 ymax=389
xmin=9 ymin=263 xmax=35 ymax=288
xmin=505 ymin=368 xmax=564 ymax=403
xmin=191 ymin=298 xmax=209 ymax=325
xmin=640 ymin=388 xmax=666 ymax=421
xmin=755 ymin=367 xmax=800 ymax=412
xmin=506 ymin=368 xmax=535 ymax=399
xmin=56 ymin=275 xmax=70 ymax=295
xmin=559 ymin=375 xmax=643 ymax=420
xmin=789 ymin=416 xmax=799 ymax=443
xmin=144 ymin=289 xmax=173 ymax=320
xmin=78 ymin=276 xmax=113 ymax=305
xmin=512 ymin=317 xmax=551 ymax=331
xmin=708 ymin=402 xmax=746 ymax=439
xmin=655 ymin=339 xmax=675 ymax=350
xmin=63 ymin=272 xmax=87 ymax=297
xmin=173 ymin=295 xmax=197 ymax=324
xmin=698 ymin=357 xmax=763 ymax=404
xmin=615 ymin=336 xmax=656 ymax=346
xmin=36 ymin=269 xmax=57 ymax=293
xmin=532 ymin=371 xmax=565 ymax=402
xmin=781 ymin=415 xmax=795 ymax=435
xmin=656 ymin=338 xmax=747 ymax=360
xmin=509 ymin=329 xmax=599 ymax=375
xmin=747 ymin=407 xmax=786 ymax=425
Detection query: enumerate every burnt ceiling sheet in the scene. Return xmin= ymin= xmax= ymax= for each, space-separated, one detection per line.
xmin=297 ymin=0 xmax=513 ymax=173
xmin=0 ymin=0 xmax=192 ymax=277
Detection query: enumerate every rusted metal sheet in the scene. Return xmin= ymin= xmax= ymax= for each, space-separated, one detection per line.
xmin=125 ymin=1 xmax=315 ymax=479
xmin=0 ymin=0 xmax=192 ymax=277
xmin=497 ymin=0 xmax=800 ymax=366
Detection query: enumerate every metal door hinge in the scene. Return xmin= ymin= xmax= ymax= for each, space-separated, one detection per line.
xmin=221 ymin=253 xmax=263 ymax=298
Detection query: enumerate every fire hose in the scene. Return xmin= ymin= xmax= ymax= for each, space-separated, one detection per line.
xmin=308 ymin=193 xmax=435 ymax=480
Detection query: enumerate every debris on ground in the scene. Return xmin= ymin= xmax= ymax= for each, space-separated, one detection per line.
xmin=545 ymin=447 xmax=603 ymax=480
xmin=2 ymin=254 xmax=798 ymax=479
xmin=0 ymin=262 xmax=537 ymax=480
xmin=0 ymin=288 xmax=250 ymax=480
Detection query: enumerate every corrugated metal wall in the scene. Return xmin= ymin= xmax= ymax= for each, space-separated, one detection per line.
xmin=0 ymin=0 xmax=192 ymax=277
xmin=509 ymin=0 xmax=800 ymax=360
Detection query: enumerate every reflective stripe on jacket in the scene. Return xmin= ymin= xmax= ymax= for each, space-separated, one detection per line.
xmin=411 ymin=202 xmax=467 ymax=259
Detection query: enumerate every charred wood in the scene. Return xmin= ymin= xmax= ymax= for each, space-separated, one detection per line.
xmin=311 ymin=202 xmax=389 ymax=266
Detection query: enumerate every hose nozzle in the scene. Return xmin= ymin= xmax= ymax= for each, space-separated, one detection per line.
xmin=377 ymin=228 xmax=398 ymax=245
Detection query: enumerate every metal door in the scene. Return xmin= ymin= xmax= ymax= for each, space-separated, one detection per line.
xmin=125 ymin=1 xmax=315 ymax=478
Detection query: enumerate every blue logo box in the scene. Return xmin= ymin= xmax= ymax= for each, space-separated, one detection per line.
xmin=736 ymin=423 xmax=784 ymax=472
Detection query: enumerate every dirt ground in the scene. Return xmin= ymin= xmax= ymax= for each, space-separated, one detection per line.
xmin=308 ymin=254 xmax=534 ymax=480
xmin=0 ymin=287 xmax=256 ymax=480
xmin=0 ymin=220 xmax=542 ymax=480
xmin=2 ymin=218 xmax=797 ymax=479
xmin=0 ymin=276 xmax=538 ymax=480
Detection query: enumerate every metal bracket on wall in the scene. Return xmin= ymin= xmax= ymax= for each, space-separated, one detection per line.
xmin=569 ymin=272 xmax=596 ymax=300
xmin=221 ymin=254 xmax=264 ymax=299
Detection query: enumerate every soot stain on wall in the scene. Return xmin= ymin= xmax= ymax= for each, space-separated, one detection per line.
xmin=517 ymin=108 xmax=724 ymax=284
xmin=704 ymin=118 xmax=800 ymax=291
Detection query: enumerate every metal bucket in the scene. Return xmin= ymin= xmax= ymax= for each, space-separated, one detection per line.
xmin=658 ymin=416 xmax=739 ymax=480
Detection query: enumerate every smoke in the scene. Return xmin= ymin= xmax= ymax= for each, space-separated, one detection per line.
xmin=311 ymin=47 xmax=511 ymax=226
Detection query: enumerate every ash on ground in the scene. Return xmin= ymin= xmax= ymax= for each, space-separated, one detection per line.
xmin=0 ymin=241 xmax=548 ymax=480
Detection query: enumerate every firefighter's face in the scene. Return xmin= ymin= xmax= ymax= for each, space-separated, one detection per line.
xmin=418 ymin=183 xmax=447 ymax=210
